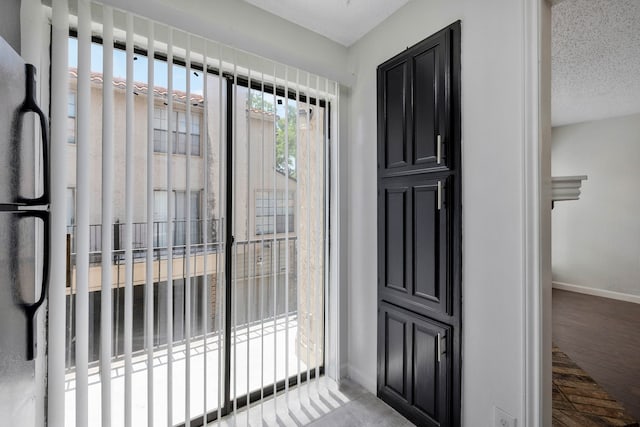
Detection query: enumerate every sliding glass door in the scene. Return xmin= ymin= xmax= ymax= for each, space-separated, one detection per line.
xmin=59 ymin=7 xmax=329 ymax=425
xmin=229 ymin=81 xmax=326 ymax=410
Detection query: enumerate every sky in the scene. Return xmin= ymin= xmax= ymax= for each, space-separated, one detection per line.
xmin=68 ymin=37 xmax=204 ymax=95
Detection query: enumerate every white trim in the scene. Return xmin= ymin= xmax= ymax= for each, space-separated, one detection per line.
xmin=327 ymin=83 xmax=342 ymax=384
xmin=522 ymin=0 xmax=541 ymax=423
xmin=553 ymin=281 xmax=640 ymax=305
xmin=49 ymin=2 xmax=70 ymax=426
xmin=523 ymin=0 xmax=553 ymax=426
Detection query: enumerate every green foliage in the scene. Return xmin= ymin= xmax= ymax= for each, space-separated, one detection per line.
xmin=249 ymin=90 xmax=297 ymax=179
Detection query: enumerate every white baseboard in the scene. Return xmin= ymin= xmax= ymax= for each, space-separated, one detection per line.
xmin=346 ymin=364 xmax=376 ymax=394
xmin=552 ymin=281 xmax=640 ymax=304
xmin=339 ymin=362 xmax=349 ymax=380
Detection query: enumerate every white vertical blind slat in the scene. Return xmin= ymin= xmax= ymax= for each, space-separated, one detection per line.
xmin=305 ymin=72 xmax=312 ymax=396
xmin=283 ymin=66 xmax=290 ymax=406
xmin=75 ymin=0 xmax=91 ymax=425
xmin=231 ymin=57 xmax=238 ymax=417
xmin=123 ymin=13 xmax=135 ymax=427
xmin=270 ymin=61 xmax=278 ymax=406
xmin=295 ymin=69 xmax=302 ymax=399
xmin=166 ymin=27 xmax=175 ymax=426
xmin=217 ymin=42 xmax=225 ymax=426
xmin=324 ymin=81 xmax=331 ymax=383
xmin=49 ymin=1 xmax=69 ymax=425
xmin=184 ymin=33 xmax=193 ymax=427
xmin=245 ymin=66 xmax=252 ymax=419
xmin=330 ymin=81 xmax=340 ymax=381
xmin=101 ymin=6 xmax=114 ymax=426
xmin=260 ymin=72 xmax=268 ymax=411
xmin=145 ymin=19 xmax=156 ymax=427
xmin=259 ymin=67 xmax=266 ymax=412
xmin=315 ymin=76 xmax=323 ymax=393
xmin=201 ymin=41 xmax=209 ymax=424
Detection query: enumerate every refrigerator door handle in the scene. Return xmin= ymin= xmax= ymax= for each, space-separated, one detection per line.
xmin=11 ymin=63 xmax=51 ymax=360
xmin=0 ymin=68 xmax=50 ymax=212
xmin=16 ymin=209 xmax=50 ymax=360
xmin=17 ymin=63 xmax=50 ymax=208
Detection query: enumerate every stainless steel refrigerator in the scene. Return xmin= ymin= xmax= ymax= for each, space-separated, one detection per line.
xmin=0 ymin=35 xmax=50 ymax=425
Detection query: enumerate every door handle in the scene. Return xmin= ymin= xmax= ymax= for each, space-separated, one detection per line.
xmin=16 ymin=210 xmax=50 ymax=360
xmin=6 ymin=64 xmax=51 ymax=360
xmin=17 ymin=64 xmax=50 ymax=208
xmin=436 ymin=333 xmax=446 ymax=363
xmin=0 ymin=64 xmax=50 ymax=214
xmin=436 ymin=134 xmax=442 ymax=164
xmin=437 ymin=181 xmax=442 ymax=211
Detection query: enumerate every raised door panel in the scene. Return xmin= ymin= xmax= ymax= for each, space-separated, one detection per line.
xmin=380 ymin=184 xmax=411 ymax=294
xmin=380 ymin=176 xmax=451 ymax=319
xmin=412 ymin=317 xmax=451 ymax=427
xmin=413 ymin=38 xmax=447 ymax=170
xmin=378 ymin=302 xmax=451 ymax=427
xmin=378 ymin=30 xmax=450 ymax=178
xmin=412 ymin=177 xmax=449 ymax=316
xmin=384 ymin=310 xmax=408 ymax=399
xmin=382 ymin=61 xmax=409 ymax=170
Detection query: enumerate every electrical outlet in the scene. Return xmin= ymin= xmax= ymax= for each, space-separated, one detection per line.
xmin=494 ymin=407 xmax=517 ymax=427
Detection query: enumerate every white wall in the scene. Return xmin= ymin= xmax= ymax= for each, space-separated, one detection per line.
xmin=0 ymin=0 xmax=20 ymax=52
xmin=93 ymin=0 xmax=352 ymax=86
xmin=347 ymin=0 xmax=530 ymax=425
xmin=552 ymin=113 xmax=640 ymax=297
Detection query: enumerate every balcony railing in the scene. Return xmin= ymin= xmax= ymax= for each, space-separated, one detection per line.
xmin=64 ymin=236 xmax=300 ymax=367
xmin=66 ymin=218 xmax=221 ymax=263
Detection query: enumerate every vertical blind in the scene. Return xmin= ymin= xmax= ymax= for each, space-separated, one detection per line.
xmin=48 ymin=1 xmax=337 ymax=426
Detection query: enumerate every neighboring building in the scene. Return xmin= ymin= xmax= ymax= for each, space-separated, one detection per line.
xmin=65 ymin=63 xmax=324 ymax=366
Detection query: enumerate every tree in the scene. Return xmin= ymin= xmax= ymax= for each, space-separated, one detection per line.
xmin=249 ymin=90 xmax=297 ymax=179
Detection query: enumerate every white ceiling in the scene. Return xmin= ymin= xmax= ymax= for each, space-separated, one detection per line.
xmin=552 ymin=0 xmax=640 ymax=126
xmin=243 ymin=0 xmax=410 ymax=47
xmin=242 ymin=0 xmax=640 ymax=126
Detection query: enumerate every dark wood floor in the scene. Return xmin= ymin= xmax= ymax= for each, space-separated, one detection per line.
xmin=553 ymin=289 xmax=640 ymax=421
xmin=553 ymin=346 xmax=638 ymax=426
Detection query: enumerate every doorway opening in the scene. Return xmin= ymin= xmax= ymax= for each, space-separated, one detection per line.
xmin=548 ymin=1 xmax=640 ymax=424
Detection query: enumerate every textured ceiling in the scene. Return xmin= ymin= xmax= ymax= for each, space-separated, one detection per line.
xmin=552 ymin=0 xmax=640 ymax=126
xmin=243 ymin=0 xmax=409 ymax=46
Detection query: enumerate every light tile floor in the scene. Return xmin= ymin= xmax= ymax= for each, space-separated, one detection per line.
xmin=210 ymin=378 xmax=413 ymax=427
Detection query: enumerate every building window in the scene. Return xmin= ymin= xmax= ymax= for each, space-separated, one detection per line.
xmin=68 ymin=92 xmax=76 ymax=144
xmin=153 ymin=189 xmax=202 ymax=246
xmin=153 ymin=107 xmax=168 ymax=153
xmin=256 ymin=190 xmax=295 ymax=235
xmin=66 ymin=187 xmax=75 ymax=227
xmin=153 ymin=106 xmax=201 ymax=156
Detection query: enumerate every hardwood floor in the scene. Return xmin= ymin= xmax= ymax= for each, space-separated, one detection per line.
xmin=553 ymin=289 xmax=640 ymax=421
xmin=553 ymin=346 xmax=638 ymax=426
